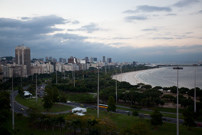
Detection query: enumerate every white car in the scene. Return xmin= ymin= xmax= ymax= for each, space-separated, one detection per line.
xmin=66 ymin=101 xmax=71 ymax=104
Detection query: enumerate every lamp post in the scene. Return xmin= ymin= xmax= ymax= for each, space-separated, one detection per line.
xmin=97 ymin=65 xmax=100 ymax=118
xmin=114 ymin=66 xmax=119 ymax=104
xmin=36 ymin=73 xmax=37 ymax=103
xmin=120 ymin=66 xmax=122 ymax=82
xmin=173 ymin=66 xmax=183 ymax=135
xmin=193 ymin=64 xmax=197 ymax=112
xmin=56 ymin=70 xmax=57 ymax=84
xmin=73 ymin=65 xmax=75 ymax=87
xmin=21 ymin=66 xmax=22 ymax=87
xmin=11 ymin=67 xmax=14 ymax=130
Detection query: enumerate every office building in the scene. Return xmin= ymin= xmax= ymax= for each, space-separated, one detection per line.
xmin=103 ymin=56 xmax=105 ymax=63
xmin=15 ymin=45 xmax=31 ymax=76
xmin=93 ymin=57 xmax=97 ymax=62
xmin=107 ymin=58 xmax=112 ymax=63
xmin=85 ymin=57 xmax=89 ymax=62
xmin=45 ymin=57 xmax=49 ymax=62
xmin=59 ymin=58 xmax=63 ymax=63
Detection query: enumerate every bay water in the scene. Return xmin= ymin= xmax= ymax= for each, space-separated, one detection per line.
xmin=135 ymin=67 xmax=202 ymax=89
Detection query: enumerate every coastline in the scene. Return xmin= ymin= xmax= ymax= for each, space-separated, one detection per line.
xmin=112 ymin=68 xmax=159 ymax=86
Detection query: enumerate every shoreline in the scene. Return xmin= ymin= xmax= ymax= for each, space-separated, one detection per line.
xmin=112 ymin=68 xmax=159 ymax=86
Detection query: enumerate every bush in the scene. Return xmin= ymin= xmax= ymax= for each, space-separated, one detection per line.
xmin=132 ymin=111 xmax=139 ymax=116
xmin=130 ymin=105 xmax=142 ymax=110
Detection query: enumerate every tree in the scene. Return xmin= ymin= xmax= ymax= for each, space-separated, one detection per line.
xmin=0 ymin=91 xmax=10 ymax=124
xmin=107 ymin=96 xmax=116 ymax=112
xmin=183 ymin=109 xmax=196 ymax=130
xmin=132 ymin=111 xmax=139 ymax=116
xmin=59 ymin=91 xmax=67 ymax=103
xmin=18 ymin=86 xmax=24 ymax=97
xmin=52 ymin=87 xmax=59 ymax=103
xmin=43 ymin=94 xmax=53 ymax=111
xmin=150 ymin=109 xmax=163 ymax=128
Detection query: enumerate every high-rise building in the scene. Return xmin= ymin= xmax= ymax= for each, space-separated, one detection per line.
xmin=49 ymin=57 xmax=52 ymax=61
xmin=103 ymin=56 xmax=105 ymax=63
xmin=63 ymin=58 xmax=66 ymax=63
xmin=52 ymin=58 xmax=57 ymax=62
xmin=59 ymin=58 xmax=62 ymax=62
xmin=45 ymin=57 xmax=49 ymax=62
xmin=85 ymin=57 xmax=89 ymax=62
xmin=107 ymin=58 xmax=112 ymax=63
xmin=93 ymin=57 xmax=97 ymax=62
xmin=90 ymin=57 xmax=93 ymax=63
xmin=15 ymin=45 xmax=31 ymax=76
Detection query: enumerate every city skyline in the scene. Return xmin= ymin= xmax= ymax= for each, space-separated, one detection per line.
xmin=0 ymin=0 xmax=202 ymax=63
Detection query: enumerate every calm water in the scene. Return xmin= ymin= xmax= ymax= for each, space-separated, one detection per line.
xmin=136 ymin=67 xmax=202 ymax=89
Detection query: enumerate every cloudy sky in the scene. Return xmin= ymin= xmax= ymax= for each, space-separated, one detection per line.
xmin=0 ymin=0 xmax=202 ymax=63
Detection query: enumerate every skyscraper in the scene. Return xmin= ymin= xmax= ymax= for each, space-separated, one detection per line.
xmin=107 ymin=58 xmax=112 ymax=63
xmin=103 ymin=56 xmax=105 ymax=63
xmin=15 ymin=45 xmax=31 ymax=76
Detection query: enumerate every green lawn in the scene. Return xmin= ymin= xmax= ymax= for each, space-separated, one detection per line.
xmin=86 ymin=109 xmax=202 ymax=135
xmin=15 ymin=95 xmax=73 ymax=112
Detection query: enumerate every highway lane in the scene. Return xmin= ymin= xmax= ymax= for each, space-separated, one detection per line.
xmin=10 ymin=90 xmax=28 ymax=116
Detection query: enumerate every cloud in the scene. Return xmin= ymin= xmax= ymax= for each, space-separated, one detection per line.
xmin=0 ymin=15 xmax=66 ymax=38
xmin=153 ymin=37 xmax=174 ymax=40
xmin=71 ymin=20 xmax=80 ymax=24
xmin=125 ymin=16 xmax=148 ymax=22
xmin=0 ymin=15 xmax=201 ymax=63
xmin=199 ymin=10 xmax=202 ymax=14
xmin=173 ymin=0 xmax=199 ymax=7
xmin=21 ymin=17 xmax=30 ymax=20
xmin=123 ymin=5 xmax=171 ymax=13
xmin=112 ymin=37 xmax=131 ymax=40
xmin=68 ymin=23 xmax=99 ymax=33
xmin=166 ymin=13 xmax=177 ymax=16
xmin=142 ymin=28 xmax=157 ymax=31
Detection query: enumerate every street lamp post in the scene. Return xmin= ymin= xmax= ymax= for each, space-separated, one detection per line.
xmin=11 ymin=67 xmax=14 ymax=130
xmin=21 ymin=66 xmax=22 ymax=87
xmin=173 ymin=66 xmax=183 ymax=135
xmin=114 ymin=66 xmax=119 ymax=104
xmin=194 ymin=65 xmax=197 ymax=112
xmin=56 ymin=70 xmax=57 ymax=84
xmin=36 ymin=73 xmax=37 ymax=103
xmin=74 ymin=65 xmax=75 ymax=87
xmin=116 ymin=76 xmax=117 ymax=104
xmin=97 ymin=65 xmax=100 ymax=118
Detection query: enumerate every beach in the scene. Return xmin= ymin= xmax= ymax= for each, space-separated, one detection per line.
xmin=112 ymin=68 xmax=159 ymax=86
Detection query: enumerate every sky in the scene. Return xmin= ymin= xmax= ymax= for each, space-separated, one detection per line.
xmin=0 ymin=0 xmax=202 ymax=63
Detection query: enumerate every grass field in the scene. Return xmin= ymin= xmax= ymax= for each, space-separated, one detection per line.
xmin=86 ymin=109 xmax=202 ymax=135
xmin=15 ymin=95 xmax=73 ymax=112
xmin=4 ymin=108 xmax=202 ymax=135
